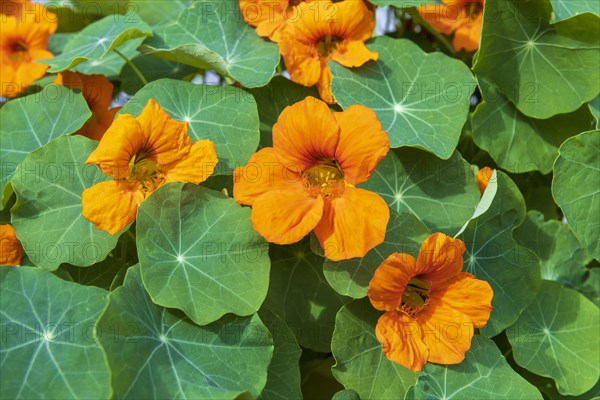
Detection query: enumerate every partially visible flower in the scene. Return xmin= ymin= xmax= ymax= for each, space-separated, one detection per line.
xmin=234 ymin=96 xmax=390 ymax=261
xmin=367 ymin=233 xmax=493 ymax=371
xmin=0 ymin=2 xmax=57 ymax=97
xmin=1 ymin=0 xmax=29 ymax=16
xmin=82 ymin=99 xmax=218 ymax=234
xmin=476 ymin=166 xmax=493 ymax=195
xmin=55 ymin=72 xmax=120 ymax=141
xmin=0 ymin=224 xmax=22 ymax=266
xmin=239 ymin=0 xmax=311 ymax=42
xmin=279 ymin=0 xmax=377 ymax=104
xmin=418 ymin=0 xmax=484 ymax=52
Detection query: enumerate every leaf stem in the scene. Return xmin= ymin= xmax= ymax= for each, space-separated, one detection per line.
xmin=114 ymin=49 xmax=148 ymax=85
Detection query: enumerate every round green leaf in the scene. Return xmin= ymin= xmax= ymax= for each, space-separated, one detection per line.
xmin=73 ymin=37 xmax=145 ymax=79
xmin=119 ymin=78 xmax=260 ymax=174
xmin=413 ymin=336 xmax=542 ymax=399
xmin=550 ymin=0 xmax=600 ymax=22
xmin=459 ymin=171 xmax=541 ymax=336
xmin=119 ymin=55 xmax=196 ymax=94
xmin=11 ymin=136 xmax=120 ymax=270
xmin=332 ymin=389 xmax=361 ymax=400
xmin=135 ymin=0 xmax=192 ymax=26
xmin=552 ymin=131 xmax=600 ymax=260
xmin=473 ymin=0 xmax=600 ymax=119
xmin=257 ymin=309 xmax=302 ymax=400
xmin=140 ymin=0 xmax=279 ymax=88
xmin=507 ymin=280 xmax=600 ymax=396
xmin=0 ymin=85 xmax=91 ymax=206
xmin=264 ymin=239 xmax=350 ymax=352
xmin=331 ymin=298 xmax=418 ymax=400
xmin=98 ymin=265 xmax=273 ymax=399
xmin=136 ymin=182 xmax=270 ymax=325
xmin=361 ymin=148 xmax=480 ymax=234
xmin=330 ymin=36 xmax=475 ymax=159
xmin=0 ymin=267 xmax=111 ymax=399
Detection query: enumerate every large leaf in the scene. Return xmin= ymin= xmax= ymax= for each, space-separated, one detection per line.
xmin=136 ymin=183 xmax=270 ymax=325
xmin=135 ymin=0 xmax=192 ymax=26
xmin=550 ymin=0 xmax=600 ymax=22
xmin=0 ymin=85 xmax=91 ymax=206
xmin=73 ymin=37 xmax=145 ymax=79
xmin=473 ymin=0 xmax=600 ymax=119
xmin=0 ymin=267 xmax=111 ymax=399
xmin=552 ymin=131 xmax=600 ymax=260
xmin=330 ymin=36 xmax=475 ymax=159
xmin=331 ymin=299 xmax=418 ymax=400
xmin=361 ymin=148 xmax=480 ymax=234
xmin=257 ymin=310 xmax=302 ymax=400
xmin=323 ymin=211 xmax=429 ymax=299
xmin=507 ymin=280 xmax=600 ymax=396
xmin=459 ymin=172 xmax=541 ymax=336
xmin=263 ymin=239 xmax=350 ymax=352
xmin=119 ymin=79 xmax=260 ymax=174
xmin=43 ymin=13 xmax=152 ymax=73
xmin=140 ymin=0 xmax=279 ymax=87
xmin=119 ymin=54 xmax=196 ymax=94
xmin=413 ymin=336 xmax=542 ymax=399
xmin=472 ymin=80 xmax=594 ymax=174
xmin=11 ymin=136 xmax=120 ymax=270
xmin=97 ymin=265 xmax=273 ymax=399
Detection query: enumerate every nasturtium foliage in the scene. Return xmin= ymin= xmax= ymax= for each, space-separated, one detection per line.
xmin=550 ymin=0 xmax=600 ymax=22
xmin=507 ymin=280 xmax=600 ymax=396
xmin=97 ymin=265 xmax=273 ymax=399
xmin=11 ymin=136 xmax=120 ymax=270
xmin=136 ymin=182 xmax=270 ymax=325
xmin=0 ymin=267 xmax=111 ymax=399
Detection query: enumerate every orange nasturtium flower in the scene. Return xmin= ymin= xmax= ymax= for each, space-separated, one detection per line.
xmin=279 ymin=0 xmax=377 ymax=104
xmin=234 ymin=97 xmax=390 ymax=261
xmin=0 ymin=224 xmax=22 ymax=266
xmin=476 ymin=166 xmax=493 ymax=195
xmin=82 ymin=99 xmax=219 ymax=235
xmin=55 ymin=72 xmax=121 ymax=141
xmin=239 ymin=0 xmax=311 ymax=42
xmin=367 ymin=233 xmax=493 ymax=371
xmin=418 ymin=0 xmax=484 ymax=52
xmin=1 ymin=0 xmax=29 ymax=16
xmin=0 ymin=2 xmax=57 ymax=97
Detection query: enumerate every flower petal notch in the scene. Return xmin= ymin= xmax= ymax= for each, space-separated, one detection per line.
xmin=83 ymin=99 xmax=218 ymax=234
xmin=367 ymin=233 xmax=493 ymax=372
xmin=234 ymin=96 xmax=390 ymax=261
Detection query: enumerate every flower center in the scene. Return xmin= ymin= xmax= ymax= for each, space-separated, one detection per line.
xmin=302 ymin=160 xmax=345 ymax=198
xmin=399 ymin=277 xmax=430 ymax=317
xmin=8 ymin=39 xmax=30 ymax=65
xmin=316 ymin=35 xmax=342 ymax=58
xmin=128 ymin=153 xmax=165 ymax=193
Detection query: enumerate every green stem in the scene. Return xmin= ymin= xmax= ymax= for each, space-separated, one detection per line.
xmin=114 ymin=49 xmax=148 ymax=85
xmin=410 ymin=9 xmax=457 ymax=56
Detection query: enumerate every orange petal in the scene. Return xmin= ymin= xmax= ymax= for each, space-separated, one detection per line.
xmin=163 ymin=139 xmax=218 ymax=184
xmin=313 ymin=187 xmax=389 ymax=261
xmin=453 ymin=14 xmax=482 ymax=52
xmin=434 ymin=272 xmax=493 ymax=329
xmin=250 ymin=188 xmax=324 ymax=245
xmin=86 ymin=114 xmax=144 ymax=179
xmin=416 ymin=233 xmax=466 ymax=283
xmin=82 ymin=180 xmax=144 ymax=235
xmin=331 ymin=41 xmax=378 ymax=68
xmin=317 ymin=65 xmax=335 ymax=105
xmin=279 ymin=37 xmax=322 ymax=87
xmin=0 ymin=224 xmax=22 ymax=266
xmin=233 ymin=147 xmax=302 ymax=206
xmin=77 ymin=107 xmax=120 ymax=141
xmin=476 ymin=166 xmax=494 ymax=195
xmin=333 ymin=105 xmax=389 ymax=185
xmin=136 ymin=99 xmax=192 ymax=165
xmin=376 ymin=311 xmax=428 ymax=372
xmin=272 ymin=97 xmax=340 ymax=170
xmin=417 ymin=4 xmax=464 ymax=35
xmin=60 ymin=72 xmax=115 ymax=111
xmin=368 ymin=252 xmax=418 ymax=312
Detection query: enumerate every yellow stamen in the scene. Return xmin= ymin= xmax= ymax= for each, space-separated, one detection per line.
xmin=303 ymin=160 xmax=345 ymax=198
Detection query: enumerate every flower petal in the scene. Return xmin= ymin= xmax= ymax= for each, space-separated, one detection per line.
xmin=0 ymin=224 xmax=22 ymax=266
xmin=476 ymin=166 xmax=494 ymax=195
xmin=163 ymin=139 xmax=218 ymax=184
xmin=416 ymin=233 xmax=466 ymax=283
xmin=250 ymin=188 xmax=324 ymax=245
xmin=331 ymin=41 xmax=378 ymax=68
xmin=333 ymin=105 xmax=389 ymax=185
xmin=314 ymin=187 xmax=389 ymax=261
xmin=453 ymin=14 xmax=482 ymax=52
xmin=272 ymin=97 xmax=340 ymax=170
xmin=317 ymin=65 xmax=335 ymax=104
xmin=376 ymin=311 xmax=429 ymax=372
xmin=434 ymin=272 xmax=493 ymax=328
xmin=82 ymin=180 xmax=144 ymax=235
xmin=368 ymin=252 xmax=418 ymax=312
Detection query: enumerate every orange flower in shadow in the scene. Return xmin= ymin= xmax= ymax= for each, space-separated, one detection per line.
xmin=239 ymin=0 xmax=312 ymax=42
xmin=418 ymin=0 xmax=484 ymax=52
xmin=0 ymin=224 xmax=22 ymax=266
xmin=55 ymin=72 xmax=120 ymax=141
xmin=279 ymin=0 xmax=377 ymax=103
xmin=367 ymin=233 xmax=493 ymax=371
xmin=0 ymin=2 xmax=57 ymax=97
xmin=82 ymin=99 xmax=218 ymax=234
xmin=234 ymin=97 xmax=390 ymax=261
xmin=476 ymin=166 xmax=493 ymax=195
